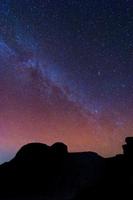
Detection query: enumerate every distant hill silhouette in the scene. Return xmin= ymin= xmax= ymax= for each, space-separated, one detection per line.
xmin=0 ymin=137 xmax=133 ymax=199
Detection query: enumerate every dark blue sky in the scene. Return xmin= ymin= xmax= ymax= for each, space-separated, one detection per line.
xmin=0 ymin=0 xmax=133 ymax=162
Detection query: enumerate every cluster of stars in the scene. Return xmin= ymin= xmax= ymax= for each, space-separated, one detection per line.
xmin=0 ymin=0 xmax=132 ymax=162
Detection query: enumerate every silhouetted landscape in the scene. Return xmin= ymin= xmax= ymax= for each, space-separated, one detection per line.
xmin=0 ymin=137 xmax=132 ymax=200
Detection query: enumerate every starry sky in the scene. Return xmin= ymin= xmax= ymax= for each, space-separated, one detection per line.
xmin=0 ymin=0 xmax=133 ymax=163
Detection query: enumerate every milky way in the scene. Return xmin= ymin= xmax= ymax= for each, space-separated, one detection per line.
xmin=0 ymin=0 xmax=133 ymax=163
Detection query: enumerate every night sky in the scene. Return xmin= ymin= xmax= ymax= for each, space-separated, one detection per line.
xmin=0 ymin=0 xmax=133 ymax=163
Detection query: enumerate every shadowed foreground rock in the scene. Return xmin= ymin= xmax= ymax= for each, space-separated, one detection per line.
xmin=0 ymin=138 xmax=132 ymax=200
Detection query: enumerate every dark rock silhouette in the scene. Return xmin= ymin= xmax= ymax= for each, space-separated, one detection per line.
xmin=14 ymin=143 xmax=50 ymax=164
xmin=74 ymin=137 xmax=133 ymax=200
xmin=51 ymin=142 xmax=68 ymax=155
xmin=0 ymin=137 xmax=132 ymax=199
